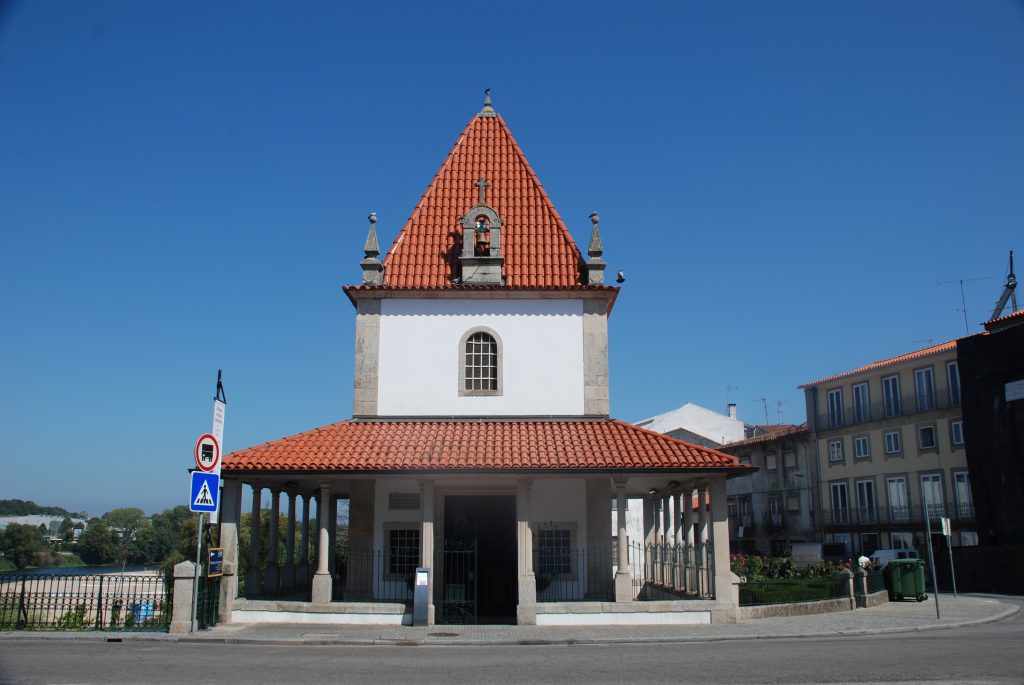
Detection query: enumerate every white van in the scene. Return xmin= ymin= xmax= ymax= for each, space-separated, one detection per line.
xmin=871 ymin=548 xmax=919 ymax=566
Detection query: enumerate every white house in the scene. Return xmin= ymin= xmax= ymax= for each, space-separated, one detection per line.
xmin=218 ymin=94 xmax=751 ymax=626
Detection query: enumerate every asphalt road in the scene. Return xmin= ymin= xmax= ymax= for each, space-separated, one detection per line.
xmin=2 ymin=603 xmax=1022 ymax=685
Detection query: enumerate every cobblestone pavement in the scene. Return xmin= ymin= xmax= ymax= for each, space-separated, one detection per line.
xmin=2 ymin=593 xmax=1017 ymax=646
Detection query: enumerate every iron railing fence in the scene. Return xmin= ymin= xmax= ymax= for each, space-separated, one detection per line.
xmin=196 ymin=576 xmax=220 ymax=630
xmin=815 ymin=389 xmax=960 ymax=431
xmin=762 ymin=512 xmax=787 ymax=531
xmin=0 ymin=574 xmax=171 ymax=632
xmin=627 ymin=541 xmax=715 ymax=600
xmin=865 ymin=570 xmax=886 ymax=594
xmin=336 ymin=549 xmax=414 ymax=603
xmin=739 ymin=575 xmax=848 ymax=606
xmin=822 ymin=502 xmax=976 ymax=528
xmin=534 ymin=544 xmax=614 ymax=602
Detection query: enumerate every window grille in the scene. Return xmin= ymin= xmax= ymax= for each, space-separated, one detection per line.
xmin=464 ymin=332 xmax=498 ymax=391
xmin=388 ymin=529 xmax=420 ymax=576
xmin=537 ymin=529 xmax=572 ymax=575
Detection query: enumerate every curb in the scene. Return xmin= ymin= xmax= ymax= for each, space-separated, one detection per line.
xmin=2 ymin=603 xmax=1017 ymax=647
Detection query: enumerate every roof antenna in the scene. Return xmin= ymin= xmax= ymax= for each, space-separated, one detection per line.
xmin=479 ymin=88 xmax=497 ymax=117
xmin=938 ymin=275 xmax=993 ymax=334
xmin=990 ymin=250 xmax=1018 ymax=320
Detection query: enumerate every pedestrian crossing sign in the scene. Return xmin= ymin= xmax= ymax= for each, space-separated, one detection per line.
xmin=190 ymin=471 xmax=220 ymax=513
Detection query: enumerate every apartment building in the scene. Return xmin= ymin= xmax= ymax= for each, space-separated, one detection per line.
xmin=800 ymin=340 xmax=975 ymax=557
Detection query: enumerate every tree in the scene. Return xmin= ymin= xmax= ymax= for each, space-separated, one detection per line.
xmin=75 ymin=519 xmax=119 ymax=565
xmin=1 ymin=523 xmax=44 ymax=569
xmin=102 ymin=508 xmax=151 ymax=564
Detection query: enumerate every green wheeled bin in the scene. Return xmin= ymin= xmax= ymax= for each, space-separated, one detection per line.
xmin=889 ymin=559 xmax=928 ymax=602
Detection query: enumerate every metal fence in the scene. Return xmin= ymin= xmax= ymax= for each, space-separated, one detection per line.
xmin=0 ymin=574 xmax=171 ymax=632
xmin=865 ymin=570 xmax=886 ymax=594
xmin=335 ymin=549 xmax=413 ymax=603
xmin=197 ymin=576 xmax=220 ymax=629
xmin=534 ymin=544 xmax=614 ymax=602
xmin=629 ymin=541 xmax=715 ymax=600
xmin=738 ymin=575 xmax=848 ymax=606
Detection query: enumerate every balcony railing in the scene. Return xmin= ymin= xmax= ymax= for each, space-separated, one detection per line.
xmin=815 ymin=388 xmax=960 ymax=431
xmin=762 ymin=511 xmax=787 ymax=531
xmin=728 ymin=514 xmax=754 ymax=535
xmin=822 ymin=502 xmax=975 ymax=528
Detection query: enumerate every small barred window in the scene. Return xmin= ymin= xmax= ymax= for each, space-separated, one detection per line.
xmin=464 ymin=332 xmax=498 ymax=392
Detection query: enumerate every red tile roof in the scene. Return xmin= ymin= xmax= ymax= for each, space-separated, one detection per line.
xmin=984 ymin=307 xmax=1024 ymax=331
xmin=222 ymin=419 xmax=752 ymax=474
xmin=798 ymin=340 xmax=958 ymax=389
xmin=379 ymin=112 xmax=586 ymax=288
xmin=720 ymin=424 xmax=808 ymax=449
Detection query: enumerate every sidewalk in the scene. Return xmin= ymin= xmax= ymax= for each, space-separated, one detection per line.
xmin=2 ymin=594 xmax=1018 ymax=646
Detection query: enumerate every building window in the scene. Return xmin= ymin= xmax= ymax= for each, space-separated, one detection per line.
xmin=954 ymin=471 xmax=973 ymax=520
xmin=947 ymin=361 xmax=961 ymax=406
xmin=458 ymin=328 xmax=502 ymax=396
xmin=783 ymin=450 xmax=797 ymax=469
xmin=887 ymin=476 xmax=909 ymax=523
xmin=918 ymin=425 xmax=936 ymax=450
xmin=830 ymin=482 xmax=849 ymax=524
xmin=915 ymin=367 xmax=936 ymax=412
xmin=738 ymin=452 xmax=751 ymax=465
xmin=765 ymin=452 xmax=778 ymax=470
xmin=888 ymin=532 xmax=913 ymax=548
xmin=853 ymin=382 xmax=870 ymax=423
xmin=828 ymin=439 xmax=844 ymax=463
xmin=786 ymin=493 xmax=800 ymax=512
xmin=767 ymin=496 xmax=783 ymax=527
xmin=960 ymin=531 xmax=979 ymax=547
xmin=885 ymin=430 xmax=902 ymax=455
xmin=856 ymin=479 xmax=876 ymax=524
xmin=385 ymin=526 xmax=420 ymax=579
xmin=883 ymin=374 xmax=902 ymax=418
xmin=536 ymin=528 xmax=573 ymax=576
xmin=854 ymin=435 xmax=870 ymax=460
xmin=951 ymin=420 xmax=965 ymax=446
xmin=828 ymin=389 xmax=844 ymax=428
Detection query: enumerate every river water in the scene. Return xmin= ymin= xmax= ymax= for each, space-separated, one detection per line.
xmin=9 ymin=565 xmax=156 ymax=577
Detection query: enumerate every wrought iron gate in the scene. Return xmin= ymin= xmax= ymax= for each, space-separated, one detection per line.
xmin=439 ymin=538 xmax=477 ymax=624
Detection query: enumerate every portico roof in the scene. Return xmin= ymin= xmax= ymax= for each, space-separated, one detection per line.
xmin=221 ymin=418 xmax=753 ymax=475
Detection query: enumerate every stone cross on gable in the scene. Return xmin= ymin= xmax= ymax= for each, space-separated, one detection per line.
xmin=475 ymin=177 xmax=491 ymax=205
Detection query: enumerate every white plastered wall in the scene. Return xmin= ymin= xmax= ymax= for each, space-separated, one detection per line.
xmin=377 ymin=299 xmax=585 ymax=416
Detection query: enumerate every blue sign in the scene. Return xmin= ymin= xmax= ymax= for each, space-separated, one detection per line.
xmin=189 ymin=471 xmax=220 ymax=513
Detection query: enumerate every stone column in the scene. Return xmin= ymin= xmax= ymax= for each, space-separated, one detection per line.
xmin=614 ymin=478 xmax=632 ymax=602
xmin=585 ymin=478 xmax=612 ymax=600
xmin=217 ymin=478 xmax=242 ymax=623
xmin=662 ymin=494 xmax=671 ymax=585
xmin=516 ymin=479 xmax=536 ymax=624
xmin=297 ymin=493 xmax=311 ymax=586
xmin=419 ymin=479 xmax=435 ymax=624
xmin=169 ymin=560 xmax=197 ymax=634
xmin=671 ymin=489 xmax=682 ymax=590
xmin=311 ymin=482 xmax=333 ymax=603
xmin=346 ymin=480 xmax=375 ymax=601
xmin=328 ymin=495 xmax=338 ymax=575
xmin=684 ymin=485 xmax=696 ymax=594
xmin=264 ymin=488 xmax=280 ymax=595
xmin=709 ymin=477 xmax=737 ymax=623
xmin=642 ymin=494 xmax=656 ymax=587
xmin=245 ymin=485 xmax=262 ymax=597
xmin=282 ymin=486 xmax=297 ymax=592
xmin=697 ymin=482 xmax=709 ymax=596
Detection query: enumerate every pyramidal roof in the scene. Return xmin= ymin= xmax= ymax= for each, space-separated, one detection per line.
xmin=377 ymin=101 xmax=586 ymax=288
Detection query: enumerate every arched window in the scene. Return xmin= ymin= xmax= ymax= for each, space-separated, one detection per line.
xmin=459 ymin=328 xmax=502 ymax=396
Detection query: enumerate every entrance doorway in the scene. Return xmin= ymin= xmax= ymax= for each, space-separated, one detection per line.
xmin=441 ymin=495 xmax=517 ymax=624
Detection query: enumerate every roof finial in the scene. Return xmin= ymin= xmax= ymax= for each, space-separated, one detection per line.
xmin=360 ymin=212 xmax=383 ymax=285
xmin=585 ymin=211 xmax=606 ymax=285
xmin=478 ymin=88 xmax=497 ymax=117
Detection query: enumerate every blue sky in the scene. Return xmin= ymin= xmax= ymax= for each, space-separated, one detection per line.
xmin=1 ymin=1 xmax=1021 ymax=516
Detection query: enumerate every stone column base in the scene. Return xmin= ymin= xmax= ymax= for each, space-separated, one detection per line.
xmin=311 ymin=573 xmax=333 ymax=603
xmin=614 ymin=572 xmax=634 ymax=602
xmin=517 ymin=575 xmax=537 ymax=625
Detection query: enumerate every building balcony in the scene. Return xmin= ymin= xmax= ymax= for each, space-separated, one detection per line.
xmin=729 ymin=514 xmax=754 ymax=536
xmin=821 ymin=502 xmax=975 ymax=529
xmin=814 ymin=389 xmax=960 ymax=433
xmin=762 ymin=512 xmax=787 ymax=532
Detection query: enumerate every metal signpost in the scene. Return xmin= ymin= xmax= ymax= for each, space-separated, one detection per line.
xmin=923 ymin=494 xmax=941 ymax=619
xmin=941 ymin=516 xmax=957 ymax=597
xmin=188 ymin=371 xmax=227 ymax=632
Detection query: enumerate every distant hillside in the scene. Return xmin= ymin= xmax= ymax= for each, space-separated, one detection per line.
xmin=0 ymin=499 xmax=85 ymax=518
